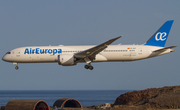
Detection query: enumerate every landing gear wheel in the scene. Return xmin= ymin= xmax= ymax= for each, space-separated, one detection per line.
xmin=84 ymin=65 xmax=89 ymax=69
xmin=84 ymin=65 xmax=94 ymax=70
xmin=89 ymin=66 xmax=94 ymax=70
xmin=15 ymin=66 xmax=19 ymax=70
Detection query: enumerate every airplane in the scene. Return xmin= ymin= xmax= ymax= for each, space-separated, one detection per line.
xmin=2 ymin=20 xmax=176 ymax=70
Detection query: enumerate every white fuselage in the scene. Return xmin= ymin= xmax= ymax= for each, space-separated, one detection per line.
xmin=2 ymin=20 xmax=175 ymax=70
xmin=2 ymin=45 xmax=173 ymax=64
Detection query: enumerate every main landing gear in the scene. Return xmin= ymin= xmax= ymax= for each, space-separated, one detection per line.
xmin=84 ymin=57 xmax=94 ymax=70
xmin=84 ymin=64 xmax=94 ymax=70
xmin=13 ymin=62 xmax=19 ymax=70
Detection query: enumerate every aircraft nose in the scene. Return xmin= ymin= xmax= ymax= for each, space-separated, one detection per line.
xmin=2 ymin=55 xmax=6 ymax=61
xmin=2 ymin=55 xmax=8 ymax=62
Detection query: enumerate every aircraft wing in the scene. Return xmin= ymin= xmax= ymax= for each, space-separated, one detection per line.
xmin=74 ymin=36 xmax=122 ymax=61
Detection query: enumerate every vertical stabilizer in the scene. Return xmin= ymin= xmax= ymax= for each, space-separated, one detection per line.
xmin=145 ymin=20 xmax=174 ymax=47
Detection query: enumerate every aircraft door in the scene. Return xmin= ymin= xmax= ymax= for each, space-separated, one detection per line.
xmin=138 ymin=48 xmax=142 ymax=55
xmin=16 ymin=50 xmax=21 ymax=57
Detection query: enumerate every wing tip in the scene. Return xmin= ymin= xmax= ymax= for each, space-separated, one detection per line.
xmin=118 ymin=36 xmax=122 ymax=38
xmin=114 ymin=36 xmax=122 ymax=40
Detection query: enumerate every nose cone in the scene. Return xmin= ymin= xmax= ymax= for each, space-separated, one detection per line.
xmin=2 ymin=55 xmax=6 ymax=61
xmin=2 ymin=55 xmax=9 ymax=62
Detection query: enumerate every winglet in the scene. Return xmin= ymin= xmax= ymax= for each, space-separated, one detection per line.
xmin=145 ymin=20 xmax=174 ymax=47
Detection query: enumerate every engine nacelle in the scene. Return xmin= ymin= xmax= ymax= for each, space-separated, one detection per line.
xmin=58 ymin=54 xmax=76 ymax=66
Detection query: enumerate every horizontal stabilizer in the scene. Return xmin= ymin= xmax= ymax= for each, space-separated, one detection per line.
xmin=153 ymin=46 xmax=176 ymax=53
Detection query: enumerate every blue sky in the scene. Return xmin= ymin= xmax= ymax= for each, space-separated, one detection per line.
xmin=0 ymin=0 xmax=179 ymax=90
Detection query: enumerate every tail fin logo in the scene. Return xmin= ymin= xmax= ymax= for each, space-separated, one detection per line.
xmin=145 ymin=20 xmax=174 ymax=47
xmin=155 ymin=32 xmax=167 ymax=41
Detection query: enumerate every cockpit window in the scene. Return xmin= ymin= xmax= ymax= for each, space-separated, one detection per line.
xmin=6 ymin=52 xmax=11 ymax=54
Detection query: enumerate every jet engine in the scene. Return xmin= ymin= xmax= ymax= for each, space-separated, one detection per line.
xmin=58 ymin=54 xmax=76 ymax=66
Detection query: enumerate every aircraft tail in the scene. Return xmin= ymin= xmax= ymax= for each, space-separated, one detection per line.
xmin=144 ymin=20 xmax=174 ymax=47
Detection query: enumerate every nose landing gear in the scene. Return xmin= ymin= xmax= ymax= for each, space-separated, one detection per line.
xmin=15 ymin=66 xmax=19 ymax=70
xmin=13 ymin=62 xmax=19 ymax=70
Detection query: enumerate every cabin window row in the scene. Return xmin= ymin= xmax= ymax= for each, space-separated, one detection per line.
xmin=61 ymin=49 xmax=134 ymax=53
xmin=104 ymin=50 xmax=128 ymax=52
xmin=62 ymin=51 xmax=83 ymax=53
